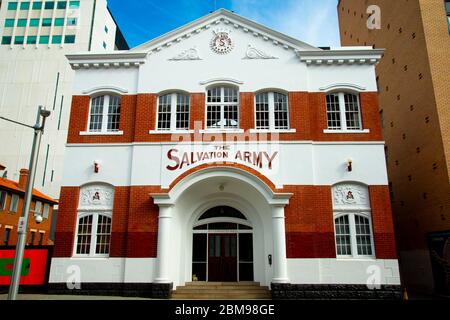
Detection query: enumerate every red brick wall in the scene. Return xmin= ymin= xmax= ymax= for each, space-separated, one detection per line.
xmin=369 ymin=186 xmax=398 ymax=259
xmin=53 ymin=187 xmax=79 ymax=257
xmin=66 ymin=92 xmax=383 ymax=144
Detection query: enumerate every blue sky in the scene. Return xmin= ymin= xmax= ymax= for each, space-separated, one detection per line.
xmin=108 ymin=0 xmax=341 ymax=49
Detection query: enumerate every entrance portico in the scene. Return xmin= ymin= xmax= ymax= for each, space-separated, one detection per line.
xmin=151 ymin=167 xmax=292 ymax=288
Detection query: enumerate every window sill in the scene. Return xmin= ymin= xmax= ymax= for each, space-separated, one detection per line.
xmin=323 ymin=129 xmax=370 ymax=134
xmin=80 ymin=131 xmax=124 ymax=136
xmin=71 ymin=255 xmax=110 ymax=259
xmin=200 ymin=129 xmax=245 ymax=134
xmin=336 ymin=256 xmax=376 ymax=261
xmin=149 ymin=130 xmax=195 ymax=135
xmin=249 ymin=129 xmax=297 ymax=134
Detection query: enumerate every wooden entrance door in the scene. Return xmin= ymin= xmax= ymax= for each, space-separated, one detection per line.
xmin=208 ymin=234 xmax=237 ymax=282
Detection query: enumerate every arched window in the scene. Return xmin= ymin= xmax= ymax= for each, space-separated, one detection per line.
xmin=255 ymin=92 xmax=289 ymax=130
xmin=332 ymin=183 xmax=375 ymax=258
xmin=326 ymin=93 xmax=362 ymax=131
xmin=157 ymin=92 xmax=190 ymax=131
xmin=206 ymin=86 xmax=239 ymax=130
xmin=88 ymin=95 xmax=121 ymax=133
xmin=74 ymin=184 xmax=114 ymax=257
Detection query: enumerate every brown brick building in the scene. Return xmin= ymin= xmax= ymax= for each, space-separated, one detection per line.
xmin=0 ymin=168 xmax=57 ymax=247
xmin=338 ymin=0 xmax=450 ymax=296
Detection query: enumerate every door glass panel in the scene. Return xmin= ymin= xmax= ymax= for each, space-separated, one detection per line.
xmin=209 ymin=236 xmax=214 ymax=257
xmin=239 ymin=234 xmax=253 ymax=262
xmin=231 ymin=236 xmax=237 ymax=257
xmin=215 ymin=235 xmax=220 ymax=257
xmin=193 ymin=234 xmax=207 ymax=262
xmin=224 ymin=236 xmax=230 ymax=257
xmin=209 ymin=223 xmax=237 ymax=230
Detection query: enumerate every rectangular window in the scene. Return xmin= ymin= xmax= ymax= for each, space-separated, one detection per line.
xmin=52 ymin=35 xmax=62 ymax=44
xmin=27 ymin=36 xmax=37 ymax=44
xmin=30 ymin=19 xmax=40 ymax=27
xmin=29 ymin=231 xmax=36 ymax=246
xmin=0 ymin=191 xmax=7 ymax=210
xmin=107 ymin=96 xmax=121 ymax=132
xmin=57 ymin=1 xmax=67 ymax=9
xmin=103 ymin=41 xmax=107 ymax=49
xmin=176 ymin=94 xmax=190 ymax=130
xmin=38 ymin=232 xmax=44 ymax=245
xmin=355 ymin=215 xmax=373 ymax=256
xmin=157 ymin=94 xmax=171 ymax=131
xmin=89 ymin=96 xmax=104 ymax=132
xmin=206 ymin=87 xmax=239 ymax=130
xmin=8 ymin=2 xmax=18 ymax=10
xmin=67 ymin=17 xmax=77 ymax=26
xmin=335 ymin=215 xmax=351 ymax=256
xmin=33 ymin=2 xmax=43 ymax=10
xmin=3 ymin=228 xmax=11 ymax=246
xmin=104 ymin=25 xmax=108 ymax=33
xmin=43 ymin=204 xmax=50 ymax=219
xmin=344 ymin=93 xmax=362 ymax=130
xmin=14 ymin=36 xmax=25 ymax=45
xmin=95 ymin=215 xmax=111 ymax=254
xmin=10 ymin=194 xmax=19 ymax=212
xmin=20 ymin=2 xmax=30 ymax=10
xmin=5 ymin=19 xmax=15 ymax=27
xmin=2 ymin=37 xmax=12 ymax=45
xmin=76 ymin=215 xmax=92 ymax=255
xmin=326 ymin=93 xmax=341 ymax=130
xmin=64 ymin=35 xmax=75 ymax=43
xmin=44 ymin=1 xmax=55 ymax=9
xmin=273 ymin=92 xmax=289 ymax=130
xmin=379 ymin=109 xmax=384 ymax=128
xmin=35 ymin=201 xmax=42 ymax=214
xmin=42 ymin=18 xmax=52 ymax=27
xmin=17 ymin=19 xmax=27 ymax=27
xmin=255 ymin=92 xmax=270 ymax=130
xmin=69 ymin=0 xmax=79 ymax=9
xmin=39 ymin=35 xmax=50 ymax=44
xmin=54 ymin=18 xmax=64 ymax=26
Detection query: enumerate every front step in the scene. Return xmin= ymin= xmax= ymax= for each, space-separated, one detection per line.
xmin=172 ymin=282 xmax=271 ymax=300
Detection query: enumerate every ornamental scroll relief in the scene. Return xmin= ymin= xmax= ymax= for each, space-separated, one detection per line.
xmin=244 ymin=44 xmax=278 ymax=60
xmin=79 ymin=185 xmax=115 ymax=209
xmin=169 ymin=47 xmax=201 ymax=61
xmin=332 ymin=184 xmax=370 ymax=208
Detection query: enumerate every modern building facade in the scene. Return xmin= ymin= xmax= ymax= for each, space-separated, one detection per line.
xmin=0 ymin=0 xmax=128 ymax=201
xmin=338 ymin=0 xmax=450 ymax=296
xmin=49 ymin=9 xmax=401 ymax=299
xmin=0 ymin=168 xmax=57 ymax=247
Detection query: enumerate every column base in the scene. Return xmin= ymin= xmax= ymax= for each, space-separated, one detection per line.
xmin=272 ymin=278 xmax=290 ymax=284
xmin=151 ymin=282 xmax=173 ymax=299
xmin=271 ymin=283 xmax=402 ymax=300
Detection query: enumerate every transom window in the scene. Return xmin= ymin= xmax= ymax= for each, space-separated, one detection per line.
xmin=206 ymin=86 xmax=239 ymax=130
xmin=75 ymin=213 xmax=112 ymax=256
xmin=88 ymin=95 xmax=121 ymax=133
xmin=255 ymin=92 xmax=289 ymax=130
xmin=326 ymin=92 xmax=362 ymax=131
xmin=157 ymin=93 xmax=190 ymax=131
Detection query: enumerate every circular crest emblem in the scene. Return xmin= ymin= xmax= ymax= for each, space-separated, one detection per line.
xmin=211 ymin=31 xmax=234 ymax=54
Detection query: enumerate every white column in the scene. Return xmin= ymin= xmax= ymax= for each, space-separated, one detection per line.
xmin=154 ymin=205 xmax=173 ymax=283
xmin=272 ymin=205 xmax=289 ymax=283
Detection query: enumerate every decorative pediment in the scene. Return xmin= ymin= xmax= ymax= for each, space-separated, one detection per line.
xmin=79 ymin=184 xmax=115 ymax=210
xmin=169 ymin=47 xmax=201 ymax=61
xmin=332 ymin=183 xmax=370 ymax=209
xmin=244 ymin=44 xmax=278 ymax=59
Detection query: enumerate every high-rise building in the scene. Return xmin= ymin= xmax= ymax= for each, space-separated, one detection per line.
xmin=0 ymin=0 xmax=128 ymax=202
xmin=338 ymin=0 xmax=450 ymax=296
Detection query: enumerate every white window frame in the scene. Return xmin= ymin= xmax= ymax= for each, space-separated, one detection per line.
xmin=10 ymin=194 xmax=19 ymax=213
xmin=43 ymin=203 xmax=50 ymax=219
xmin=253 ymin=91 xmax=291 ymax=131
xmin=155 ymin=92 xmax=191 ymax=132
xmin=73 ymin=211 xmax=112 ymax=258
xmin=205 ymin=86 xmax=240 ymax=131
xmin=35 ymin=201 xmax=42 ymax=214
xmin=324 ymin=92 xmax=368 ymax=133
xmin=333 ymin=211 xmax=375 ymax=259
xmin=85 ymin=94 xmax=123 ymax=135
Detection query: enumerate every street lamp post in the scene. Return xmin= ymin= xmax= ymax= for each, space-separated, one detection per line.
xmin=0 ymin=106 xmax=51 ymax=300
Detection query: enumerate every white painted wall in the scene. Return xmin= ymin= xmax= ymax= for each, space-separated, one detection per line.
xmin=61 ymin=142 xmax=389 ymax=188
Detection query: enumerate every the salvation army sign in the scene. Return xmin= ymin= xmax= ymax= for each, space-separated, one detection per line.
xmin=162 ymin=143 xmax=280 ymax=187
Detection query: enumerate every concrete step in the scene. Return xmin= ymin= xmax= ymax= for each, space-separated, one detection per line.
xmin=172 ymin=282 xmax=271 ymax=300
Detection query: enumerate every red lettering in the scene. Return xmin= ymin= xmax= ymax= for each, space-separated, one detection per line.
xmin=166 ymin=149 xmax=180 ymax=171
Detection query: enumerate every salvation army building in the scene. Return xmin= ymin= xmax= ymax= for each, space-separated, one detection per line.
xmin=49 ymin=9 xmax=401 ymax=299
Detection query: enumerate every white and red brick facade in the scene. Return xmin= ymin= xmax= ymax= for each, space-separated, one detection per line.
xmin=49 ymin=9 xmax=401 ymax=299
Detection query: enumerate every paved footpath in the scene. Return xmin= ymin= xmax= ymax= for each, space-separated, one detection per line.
xmin=0 ymin=294 xmax=152 ymax=300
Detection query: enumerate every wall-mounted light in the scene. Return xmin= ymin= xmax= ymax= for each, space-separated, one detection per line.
xmin=347 ymin=159 xmax=353 ymax=172
xmin=94 ymin=161 xmax=100 ymax=173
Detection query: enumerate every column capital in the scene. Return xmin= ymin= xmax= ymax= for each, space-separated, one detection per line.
xmin=271 ymin=205 xmax=286 ymax=218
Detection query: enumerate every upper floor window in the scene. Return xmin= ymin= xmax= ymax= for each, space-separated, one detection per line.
xmin=69 ymin=1 xmax=80 ymax=9
xmin=255 ymin=92 xmax=289 ymax=130
xmin=157 ymin=93 xmax=190 ymax=131
xmin=74 ymin=184 xmax=114 ymax=257
xmin=326 ymin=93 xmax=362 ymax=131
xmin=8 ymin=2 xmax=18 ymax=10
xmin=3 ymin=228 xmax=11 ymax=246
xmin=32 ymin=2 xmax=43 ymax=10
xmin=88 ymin=95 xmax=121 ymax=133
xmin=0 ymin=191 xmax=7 ymax=210
xmin=20 ymin=2 xmax=30 ymax=10
xmin=44 ymin=1 xmax=55 ymax=10
xmin=332 ymin=183 xmax=375 ymax=258
xmin=206 ymin=86 xmax=239 ymax=130
xmin=10 ymin=194 xmax=19 ymax=213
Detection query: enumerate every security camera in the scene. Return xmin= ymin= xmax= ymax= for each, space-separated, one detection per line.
xmin=39 ymin=109 xmax=51 ymax=118
xmin=35 ymin=214 xmax=43 ymax=224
